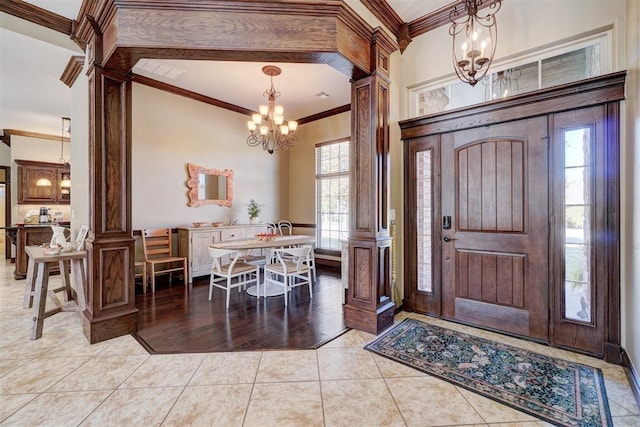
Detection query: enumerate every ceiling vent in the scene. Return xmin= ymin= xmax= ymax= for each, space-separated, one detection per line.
xmin=136 ymin=59 xmax=185 ymax=80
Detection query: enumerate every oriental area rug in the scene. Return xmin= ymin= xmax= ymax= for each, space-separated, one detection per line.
xmin=364 ymin=318 xmax=612 ymax=427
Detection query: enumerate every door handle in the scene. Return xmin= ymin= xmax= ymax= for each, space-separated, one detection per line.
xmin=443 ymin=235 xmax=456 ymax=242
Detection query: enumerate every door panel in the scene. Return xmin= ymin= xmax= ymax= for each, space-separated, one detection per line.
xmin=442 ymin=117 xmax=550 ymax=342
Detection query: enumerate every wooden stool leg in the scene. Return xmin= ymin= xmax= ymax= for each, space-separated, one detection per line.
xmin=59 ymin=260 xmax=72 ymax=301
xmin=71 ymin=259 xmax=86 ymax=311
xmin=31 ymin=262 xmax=50 ymax=340
xmin=23 ymin=257 xmax=36 ymax=309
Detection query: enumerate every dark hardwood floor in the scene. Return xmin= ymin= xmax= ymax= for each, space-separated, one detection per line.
xmin=133 ymin=267 xmax=348 ymax=353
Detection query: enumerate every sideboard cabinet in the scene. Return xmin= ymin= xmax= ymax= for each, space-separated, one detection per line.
xmin=178 ymin=224 xmax=268 ymax=283
xmin=16 ymin=160 xmax=70 ymax=204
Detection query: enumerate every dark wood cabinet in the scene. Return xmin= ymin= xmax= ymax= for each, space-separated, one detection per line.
xmin=13 ymin=226 xmax=58 ymax=279
xmin=16 ymin=160 xmax=70 ymax=204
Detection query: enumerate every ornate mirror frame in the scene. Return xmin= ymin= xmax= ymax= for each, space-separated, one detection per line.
xmin=186 ymin=163 xmax=234 ymax=207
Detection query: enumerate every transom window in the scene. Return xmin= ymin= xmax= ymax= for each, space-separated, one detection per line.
xmin=409 ymin=29 xmax=612 ymax=118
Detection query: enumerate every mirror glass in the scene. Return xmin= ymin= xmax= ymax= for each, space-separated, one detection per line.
xmin=198 ymin=173 xmax=227 ymax=200
xmin=187 ymin=163 xmax=233 ymax=207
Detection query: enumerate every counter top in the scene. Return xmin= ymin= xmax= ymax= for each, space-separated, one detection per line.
xmin=1 ymin=222 xmax=70 ymax=229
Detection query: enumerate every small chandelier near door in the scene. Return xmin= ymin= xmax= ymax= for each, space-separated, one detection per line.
xmin=449 ymin=0 xmax=502 ymax=86
xmin=247 ymin=66 xmax=298 ymax=154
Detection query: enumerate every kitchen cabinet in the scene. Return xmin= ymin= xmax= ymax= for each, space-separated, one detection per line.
xmin=16 ymin=160 xmax=70 ymax=204
xmin=178 ymin=224 xmax=268 ymax=283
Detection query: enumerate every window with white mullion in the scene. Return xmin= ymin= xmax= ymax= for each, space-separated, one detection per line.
xmin=316 ymin=140 xmax=350 ymax=251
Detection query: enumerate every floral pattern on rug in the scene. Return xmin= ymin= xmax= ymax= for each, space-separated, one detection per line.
xmin=364 ymin=318 xmax=612 ymax=427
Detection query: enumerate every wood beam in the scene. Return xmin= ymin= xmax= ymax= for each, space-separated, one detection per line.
xmin=131 ymin=74 xmax=255 ymax=117
xmin=0 ymin=0 xmax=74 ymax=35
xmin=78 ymin=0 xmax=394 ymax=343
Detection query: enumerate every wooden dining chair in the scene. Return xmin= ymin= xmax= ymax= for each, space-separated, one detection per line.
xmin=141 ymin=228 xmax=188 ymax=294
xmin=208 ymin=247 xmax=259 ymax=308
xmin=264 ymin=245 xmax=313 ymax=306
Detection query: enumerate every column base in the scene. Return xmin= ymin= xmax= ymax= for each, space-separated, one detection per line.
xmin=345 ymin=300 xmax=395 ymax=335
xmin=82 ymin=308 xmax=138 ymax=344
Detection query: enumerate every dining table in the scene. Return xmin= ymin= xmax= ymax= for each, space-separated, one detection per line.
xmin=210 ymin=234 xmax=316 ymax=297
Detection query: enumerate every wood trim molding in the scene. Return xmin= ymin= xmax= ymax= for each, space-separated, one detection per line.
xmin=359 ymin=0 xmax=403 ymax=36
xmin=0 ymin=0 xmax=74 ymax=35
xmin=297 ymin=105 xmax=351 ymax=125
xmin=2 ymin=129 xmax=70 ymax=146
xmin=357 ymin=0 xmax=503 ymax=51
xmin=622 ymin=350 xmax=640 ymax=410
xmin=400 ymin=71 xmax=626 ymax=138
xmin=408 ymin=1 xmax=461 ymax=38
xmin=131 ymin=74 xmax=255 ymax=116
xmin=60 ymin=56 xmax=85 ymax=87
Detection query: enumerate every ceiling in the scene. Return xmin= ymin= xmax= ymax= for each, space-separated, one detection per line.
xmin=0 ymin=0 xmax=453 ymax=136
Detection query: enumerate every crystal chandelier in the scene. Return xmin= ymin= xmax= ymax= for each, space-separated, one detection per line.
xmin=449 ymin=0 xmax=502 ymax=86
xmin=247 ymin=66 xmax=298 ymax=154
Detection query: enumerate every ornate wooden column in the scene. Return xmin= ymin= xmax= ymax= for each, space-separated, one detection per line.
xmin=344 ymin=30 xmax=396 ymax=335
xmin=82 ymin=20 xmax=138 ymax=343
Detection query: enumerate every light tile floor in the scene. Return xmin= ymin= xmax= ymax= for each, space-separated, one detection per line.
xmin=1 ymin=259 xmax=639 ymax=426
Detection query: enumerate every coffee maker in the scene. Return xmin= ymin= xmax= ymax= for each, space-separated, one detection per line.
xmin=39 ymin=207 xmax=51 ymax=223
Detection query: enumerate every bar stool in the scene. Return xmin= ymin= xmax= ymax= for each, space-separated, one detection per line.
xmin=23 ymin=246 xmax=87 ymax=340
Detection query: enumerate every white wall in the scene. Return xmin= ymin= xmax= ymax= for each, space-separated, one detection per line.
xmin=132 ymin=84 xmax=282 ymax=229
xmin=69 ymin=58 xmax=89 ymax=237
xmin=623 ymin=0 xmax=640 ymax=383
xmin=0 ymin=143 xmax=10 ymax=166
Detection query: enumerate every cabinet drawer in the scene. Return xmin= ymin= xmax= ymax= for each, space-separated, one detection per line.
xmin=221 ymin=228 xmax=246 ymax=241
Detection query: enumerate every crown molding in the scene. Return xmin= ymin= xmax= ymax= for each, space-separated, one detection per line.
xmin=2 ymin=129 xmax=71 ymax=147
xmin=359 ymin=0 xmax=403 ymax=35
xmin=60 ymin=56 xmax=86 ymax=87
xmin=131 ymin=74 xmax=255 ymax=117
xmin=297 ymin=104 xmax=351 ymax=125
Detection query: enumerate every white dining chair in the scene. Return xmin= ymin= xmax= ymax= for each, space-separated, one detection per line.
xmin=277 ymin=220 xmax=293 ymax=236
xmin=208 ymin=247 xmax=259 ymax=308
xmin=263 ymin=245 xmax=313 ymax=306
xmin=276 ymin=220 xmax=316 ymax=281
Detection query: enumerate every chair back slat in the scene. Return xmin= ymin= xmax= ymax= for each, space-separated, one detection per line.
xmin=275 ymin=245 xmax=310 ymax=273
xmin=208 ymin=247 xmax=239 ymax=274
xmin=142 ymin=228 xmax=175 ymax=261
xmin=277 ymin=220 xmax=293 ymax=236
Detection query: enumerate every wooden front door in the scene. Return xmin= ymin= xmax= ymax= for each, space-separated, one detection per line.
xmin=440 ymin=117 xmax=550 ymax=341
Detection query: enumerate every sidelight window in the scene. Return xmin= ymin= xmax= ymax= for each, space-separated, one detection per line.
xmin=416 ymin=150 xmax=433 ymax=292
xmin=563 ymin=127 xmax=593 ymax=323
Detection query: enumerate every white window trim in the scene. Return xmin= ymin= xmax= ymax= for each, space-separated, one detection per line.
xmin=407 ymin=27 xmax=614 ymax=119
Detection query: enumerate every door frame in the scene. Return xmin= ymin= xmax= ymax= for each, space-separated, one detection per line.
xmin=399 ymin=72 xmax=625 ymax=362
xmin=0 ymin=166 xmax=10 ymax=259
